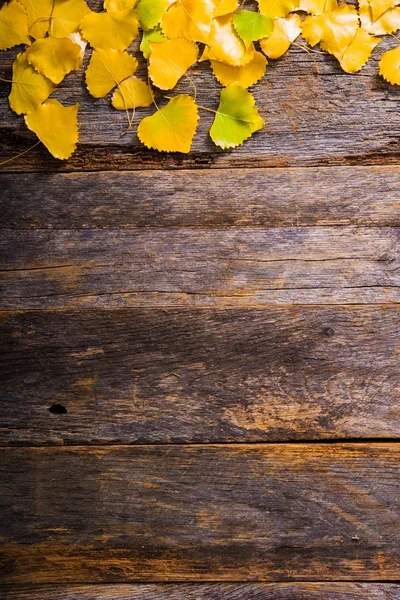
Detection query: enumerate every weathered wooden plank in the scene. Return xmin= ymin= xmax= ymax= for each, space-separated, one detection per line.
xmin=1 ymin=307 xmax=399 ymax=444
xmin=1 ymin=38 xmax=400 ymax=172
xmin=0 ymin=444 xmax=399 ymax=583
xmin=1 ymin=227 xmax=399 ymax=308
xmin=1 ymin=167 xmax=399 ymax=229
xmin=2 ymin=583 xmax=400 ymax=600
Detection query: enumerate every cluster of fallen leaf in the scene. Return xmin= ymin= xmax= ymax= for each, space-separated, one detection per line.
xmin=1 ymin=0 xmax=400 ymax=159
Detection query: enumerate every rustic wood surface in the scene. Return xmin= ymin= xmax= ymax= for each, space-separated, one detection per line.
xmin=3 ymin=583 xmax=400 ymax=600
xmin=0 ymin=444 xmax=399 ymax=583
xmin=1 ymin=307 xmax=399 ymax=445
xmin=0 ymin=18 xmax=399 ymax=597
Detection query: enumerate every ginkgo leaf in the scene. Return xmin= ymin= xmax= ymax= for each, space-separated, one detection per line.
xmin=210 ymin=51 xmax=267 ymax=88
xmin=0 ymin=0 xmax=30 ymax=51
xmin=80 ymin=8 xmax=139 ymax=51
xmin=260 ymin=13 xmax=301 ymax=59
xmin=213 ymin=0 xmax=238 ymax=17
xmin=86 ymin=48 xmax=138 ymax=98
xmin=298 ymin=0 xmax=338 ymax=14
xmin=359 ymin=0 xmax=400 ymax=34
xmin=161 ymin=0 xmax=214 ymax=43
xmin=379 ymin=45 xmax=400 ymax=84
xmin=138 ymin=94 xmax=199 ymax=153
xmin=140 ymin=27 xmax=167 ymax=58
xmin=26 ymin=36 xmax=83 ymax=84
xmin=302 ymin=4 xmax=359 ymax=57
xmin=135 ymin=0 xmax=172 ymax=30
xmin=258 ymin=0 xmax=299 ymax=19
xmin=233 ymin=10 xmax=273 ymax=48
xmin=9 ymin=52 xmax=56 ymax=115
xmin=111 ymin=76 xmax=153 ymax=109
xmin=210 ymin=83 xmax=264 ymax=149
xmin=148 ymin=38 xmax=198 ymax=89
xmin=25 ymin=99 xmax=79 ymax=159
xmin=19 ymin=0 xmax=53 ymax=39
xmin=336 ymin=28 xmax=381 ymax=72
xmin=201 ymin=14 xmax=255 ymax=66
xmin=104 ymin=0 xmax=138 ymax=9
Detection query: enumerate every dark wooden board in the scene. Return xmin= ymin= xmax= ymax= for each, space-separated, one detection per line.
xmin=1 ymin=307 xmax=399 ymax=445
xmin=0 ymin=444 xmax=399 ymax=583
xmin=1 ymin=167 xmax=399 ymax=229
xmin=1 ymin=38 xmax=400 ymax=172
xmin=3 ymin=583 xmax=400 ymax=600
xmin=1 ymin=227 xmax=400 ymax=308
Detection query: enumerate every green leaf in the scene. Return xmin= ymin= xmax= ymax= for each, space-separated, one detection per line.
xmin=210 ymin=83 xmax=264 ymax=149
xmin=135 ymin=0 xmax=170 ymax=30
xmin=140 ymin=27 xmax=167 ymax=59
xmin=233 ymin=10 xmax=273 ymax=47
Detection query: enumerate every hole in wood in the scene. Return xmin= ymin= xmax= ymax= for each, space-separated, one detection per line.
xmin=49 ymin=404 xmax=67 ymax=415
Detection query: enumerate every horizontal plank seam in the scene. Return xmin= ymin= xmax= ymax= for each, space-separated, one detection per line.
xmin=1 ymin=580 xmax=399 ymax=587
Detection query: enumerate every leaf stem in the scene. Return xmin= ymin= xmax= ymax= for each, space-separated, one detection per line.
xmin=0 ymin=141 xmax=41 ymax=168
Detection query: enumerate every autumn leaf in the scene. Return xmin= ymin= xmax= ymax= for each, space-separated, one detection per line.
xmin=80 ymin=8 xmax=139 ymax=51
xmin=258 ymin=0 xmax=299 ymax=19
xmin=86 ymin=48 xmax=138 ymax=98
xmin=260 ymin=14 xmax=301 ymax=59
xmin=26 ymin=36 xmax=83 ymax=84
xmin=213 ymin=0 xmax=238 ymax=17
xmin=302 ymin=4 xmax=359 ymax=57
xmin=201 ymin=14 xmax=256 ymax=66
xmin=136 ymin=0 xmax=172 ymax=30
xmin=104 ymin=0 xmax=138 ymax=9
xmin=0 ymin=0 xmax=30 ymax=51
xmin=379 ymin=46 xmax=400 ymax=84
xmin=359 ymin=0 xmax=400 ymax=34
xmin=336 ymin=28 xmax=381 ymax=73
xmin=233 ymin=10 xmax=274 ymax=48
xmin=299 ymin=0 xmax=338 ymax=15
xmin=162 ymin=0 xmax=214 ymax=43
xmin=111 ymin=76 xmax=153 ymax=109
xmin=137 ymin=94 xmax=199 ymax=153
xmin=24 ymin=99 xmax=79 ymax=159
xmin=210 ymin=51 xmax=267 ymax=88
xmin=210 ymin=83 xmax=264 ymax=149
xmin=148 ymin=38 xmax=198 ymax=89
xmin=19 ymin=0 xmax=53 ymax=39
xmin=140 ymin=27 xmax=167 ymax=58
xmin=9 ymin=52 xmax=56 ymax=115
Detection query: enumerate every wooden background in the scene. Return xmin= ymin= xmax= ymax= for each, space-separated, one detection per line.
xmin=0 ymin=11 xmax=399 ymax=600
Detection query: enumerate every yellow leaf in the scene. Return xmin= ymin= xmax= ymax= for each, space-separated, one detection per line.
xmin=86 ymin=48 xmax=138 ymax=98
xmin=19 ymin=0 xmax=53 ymax=39
xmin=148 ymin=38 xmax=198 ymax=90
xmin=80 ymin=9 xmax=139 ymax=51
xmin=260 ymin=14 xmax=301 ymax=59
xmin=298 ymin=0 xmax=338 ymax=14
xmin=201 ymin=14 xmax=255 ymax=66
xmin=138 ymin=94 xmax=199 ymax=153
xmin=9 ymin=52 xmax=55 ymax=115
xmin=111 ymin=76 xmax=153 ymax=109
xmin=104 ymin=0 xmax=138 ymax=9
xmin=258 ymin=0 xmax=299 ymax=19
xmin=25 ymin=99 xmax=79 ymax=159
xmin=25 ymin=36 xmax=83 ymax=84
xmin=359 ymin=0 xmax=400 ymax=34
xmin=161 ymin=0 xmax=214 ymax=43
xmin=0 ymin=0 xmax=30 ymax=51
xmin=302 ymin=4 xmax=359 ymax=57
xmin=213 ymin=0 xmax=238 ymax=17
xmin=336 ymin=28 xmax=381 ymax=73
xmin=210 ymin=51 xmax=267 ymax=88
xmin=379 ymin=45 xmax=400 ymax=84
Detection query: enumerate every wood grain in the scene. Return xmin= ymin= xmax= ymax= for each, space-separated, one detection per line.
xmin=2 ymin=583 xmax=400 ymax=600
xmin=1 ymin=227 xmax=399 ymax=308
xmin=1 ymin=39 xmax=400 ymax=172
xmin=1 ymin=166 xmax=399 ymax=229
xmin=0 ymin=444 xmax=398 ymax=583
xmin=1 ymin=307 xmax=399 ymax=445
